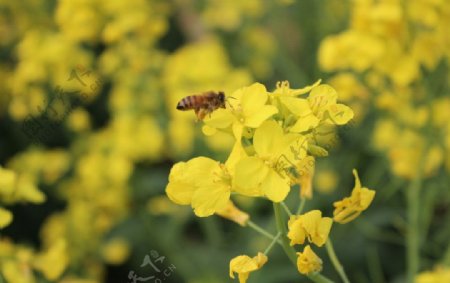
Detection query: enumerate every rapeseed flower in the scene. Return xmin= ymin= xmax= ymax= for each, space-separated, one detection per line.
xmin=234 ymin=120 xmax=306 ymax=202
xmin=0 ymin=207 xmax=13 ymax=228
xmin=296 ymin=245 xmax=322 ymax=275
xmin=166 ymin=157 xmax=232 ymax=217
xmin=229 ymin=252 xmax=267 ymax=283
xmin=333 ymin=169 xmax=375 ymax=224
xmin=416 ymin=266 xmax=450 ymax=283
xmin=287 ymin=210 xmax=333 ymax=247
xmin=33 ymin=238 xmax=68 ymax=281
xmin=204 ymin=83 xmax=278 ymax=139
xmin=282 ymin=84 xmax=354 ymax=133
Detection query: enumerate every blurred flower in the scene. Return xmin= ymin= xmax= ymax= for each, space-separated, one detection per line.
xmin=314 ymin=169 xmax=338 ymax=194
xmin=0 ymin=166 xmax=16 ymax=195
xmin=229 ymin=252 xmax=267 ymax=283
xmin=416 ymin=266 xmax=450 ymax=283
xmin=101 ymin=238 xmax=130 ymax=265
xmin=0 ymin=207 xmax=13 ymax=228
xmin=333 ymin=169 xmax=375 ymax=224
xmin=296 ymin=245 xmax=322 ymax=275
xmin=287 ymin=210 xmax=333 ymax=247
xmin=33 ymin=238 xmax=68 ymax=281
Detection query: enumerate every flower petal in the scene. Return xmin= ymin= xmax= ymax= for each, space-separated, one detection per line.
xmin=290 ymin=114 xmax=320 ymax=133
xmin=204 ymin=108 xmax=234 ymax=128
xmin=192 ymin=184 xmax=230 ymax=217
xmin=280 ymin=97 xmax=312 ymax=116
xmin=241 ymin=83 xmax=268 ymax=113
xmin=260 ymin=169 xmax=290 ymax=202
xmin=326 ymin=104 xmax=354 ymax=125
xmin=253 ymin=120 xmax=284 ymax=157
xmin=245 ymin=105 xmax=278 ymax=128
xmin=234 ymin=157 xmax=269 ymax=190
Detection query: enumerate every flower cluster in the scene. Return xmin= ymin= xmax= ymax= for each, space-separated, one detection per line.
xmin=319 ymin=0 xmax=450 ymax=179
xmin=166 ymin=81 xmax=376 ymax=281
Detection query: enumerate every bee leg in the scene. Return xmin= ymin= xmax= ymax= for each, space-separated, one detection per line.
xmin=198 ymin=109 xmax=208 ymax=121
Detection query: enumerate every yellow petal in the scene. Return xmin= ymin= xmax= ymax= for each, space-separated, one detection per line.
xmin=225 ymin=142 xmax=246 ymax=174
xmin=280 ymin=97 xmax=312 ymax=115
xmin=241 ymin=83 xmax=268 ymax=113
xmin=192 ymin=184 xmax=230 ymax=217
xmin=166 ymin=157 xmax=218 ymax=205
xmin=204 ymin=108 xmax=234 ymax=128
xmin=352 ymin=169 xmax=362 ymax=189
xmin=202 ymin=125 xmax=218 ymax=136
xmin=229 ymin=252 xmax=267 ymax=283
xmin=166 ymin=162 xmax=196 ymax=205
xmin=290 ymin=114 xmax=320 ymax=133
xmin=253 ymin=120 xmax=284 ymax=157
xmin=232 ymin=122 xmax=244 ymax=139
xmin=313 ymin=217 xmax=333 ymax=247
xmin=308 ymin=84 xmax=338 ymax=113
xmin=245 ymin=105 xmax=278 ymax=128
xmin=355 ymin=188 xmax=376 ymax=211
xmin=291 ymin=79 xmax=322 ymax=96
xmin=235 ymin=157 xmax=269 ymax=190
xmin=287 ymin=215 xmax=307 ymax=245
xmin=296 ymin=245 xmax=322 ymax=275
xmin=326 ymin=104 xmax=354 ymax=125
xmin=261 ymin=169 xmax=290 ymax=202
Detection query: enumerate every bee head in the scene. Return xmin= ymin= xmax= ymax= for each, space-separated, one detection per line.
xmin=218 ymin=91 xmax=226 ymax=107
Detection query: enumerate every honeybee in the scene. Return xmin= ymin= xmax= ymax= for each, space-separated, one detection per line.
xmin=176 ymin=91 xmax=226 ymax=120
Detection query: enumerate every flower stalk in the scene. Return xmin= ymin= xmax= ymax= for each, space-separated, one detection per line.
xmin=326 ymin=239 xmax=350 ymax=283
xmin=274 ymin=203 xmax=335 ymax=283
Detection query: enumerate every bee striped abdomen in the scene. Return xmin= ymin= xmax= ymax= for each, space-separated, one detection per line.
xmin=176 ymin=96 xmax=198 ymax=110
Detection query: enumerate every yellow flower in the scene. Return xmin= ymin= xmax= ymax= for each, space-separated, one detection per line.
xmin=289 ymin=155 xmax=315 ymax=199
xmin=280 ymin=84 xmax=353 ymax=133
xmin=229 ymin=252 xmax=267 ymax=283
xmin=296 ymin=245 xmax=322 ymax=275
xmin=234 ymin=120 xmax=305 ymax=202
xmin=287 ymin=210 xmax=333 ymax=247
xmin=0 ymin=166 xmax=17 ymax=195
xmin=315 ymin=169 xmax=339 ymax=194
xmin=204 ymin=83 xmax=278 ymax=139
xmin=0 ymin=207 xmax=13 ymax=228
xmin=416 ymin=266 xmax=450 ymax=283
xmin=166 ymin=157 xmax=232 ymax=217
xmin=33 ymin=238 xmax=68 ymax=281
xmin=101 ymin=238 xmax=130 ymax=265
xmin=270 ymin=80 xmax=321 ymax=97
xmin=216 ymin=201 xmax=249 ymax=226
xmin=333 ymin=169 xmax=376 ymax=224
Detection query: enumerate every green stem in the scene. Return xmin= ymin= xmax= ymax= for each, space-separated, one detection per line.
xmin=406 ymin=173 xmax=422 ymax=282
xmin=274 ymin=202 xmax=297 ymax=265
xmin=281 ymin=201 xmax=293 ymax=216
xmin=273 ymin=203 xmax=334 ymax=283
xmin=264 ymin=232 xmax=282 ymax=255
xmin=297 ymin=197 xmax=307 ymax=214
xmin=406 ymin=146 xmax=428 ymax=283
xmin=326 ymin=239 xmax=350 ymax=283
xmin=247 ymin=220 xmax=282 ymax=244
